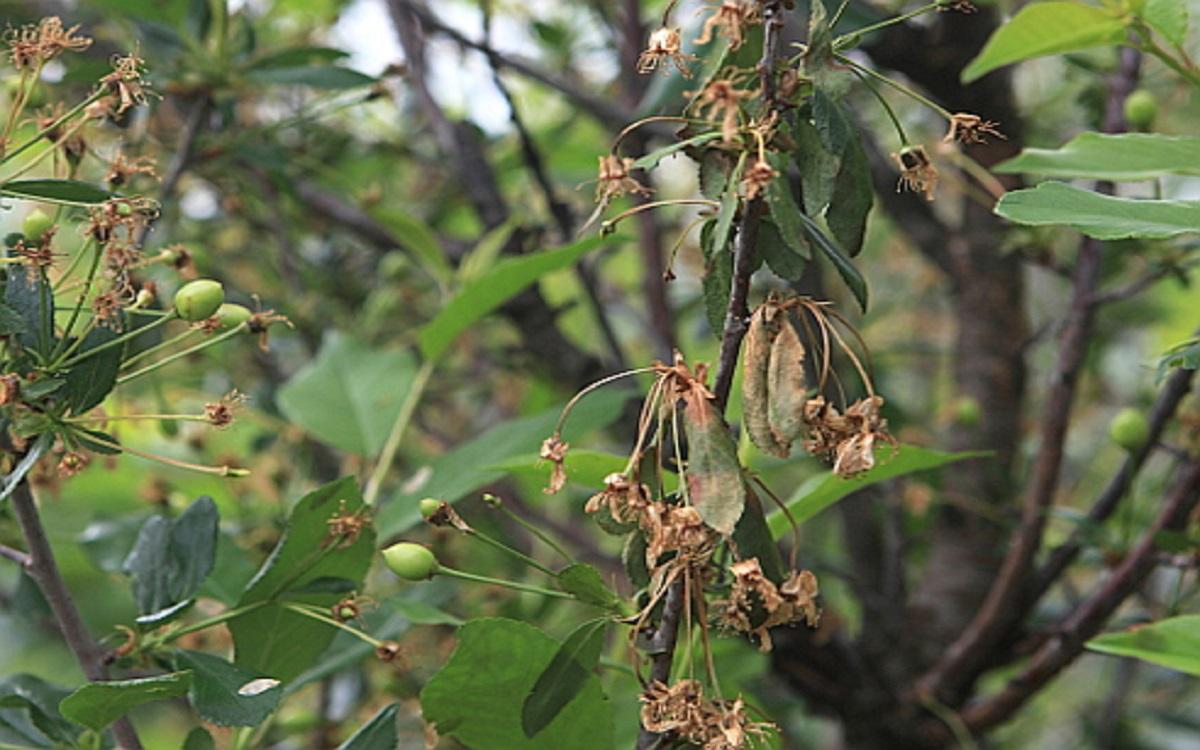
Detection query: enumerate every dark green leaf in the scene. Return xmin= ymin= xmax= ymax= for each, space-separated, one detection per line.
xmin=277 ymin=333 xmax=418 ymax=456
xmin=421 ymin=618 xmax=613 ymax=749
xmin=245 ymin=65 xmax=377 ymax=89
xmin=1157 ymin=338 xmax=1200 ymax=381
xmin=759 ymin=220 xmax=808 ymax=282
xmin=392 ymin=599 xmax=463 ymax=626
xmin=183 ymin=727 xmax=216 ymax=750
xmin=0 ymin=435 xmax=51 ymax=505
xmin=622 ymin=533 xmax=650 ymax=589
xmin=64 ymin=328 xmax=122 ymax=414
xmin=0 ymin=301 xmax=26 ymax=335
xmin=73 ymin=428 xmax=121 ymax=455
xmin=765 ymin=156 xmax=813 ymax=260
xmin=709 ymin=174 xmax=741 ymax=263
xmin=1086 ymin=615 xmax=1200 ymax=675
xmin=174 ymin=650 xmax=282 ymax=727
xmin=122 ymin=496 xmax=219 ymax=615
xmin=522 ymin=619 xmax=608 ymax=738
xmin=794 ymin=114 xmax=840 ymax=216
xmin=0 ymin=179 xmax=112 ymax=205
xmin=732 ymin=485 xmax=786 ymax=583
xmin=0 ymin=674 xmax=78 ymax=746
xmin=488 ymin=449 xmax=678 ymax=496
xmin=78 ymin=515 xmax=147 ymax=573
xmin=419 ymin=235 xmax=612 ymax=362
xmin=799 ymin=212 xmax=868 ymax=311
xmin=995 ymin=181 xmax=1200 ymax=239
xmin=961 ymin=2 xmax=1127 ymax=82
xmin=4 ymin=263 xmax=54 ymax=355
xmin=247 ymin=47 xmax=351 ymax=71
xmin=230 ymin=477 xmax=375 ymax=683
xmin=767 ymin=446 xmax=990 ymax=537
xmin=337 ymin=703 xmax=399 ymax=750
xmin=826 ymin=118 xmax=873 ymax=257
xmin=812 ymin=89 xmax=851 ymax=155
xmin=702 ymin=241 xmax=733 ymax=337
xmin=557 ymin=564 xmax=621 ymax=611
xmin=632 ymin=132 xmax=723 ymax=171
xmin=59 ymin=672 xmax=192 ymax=731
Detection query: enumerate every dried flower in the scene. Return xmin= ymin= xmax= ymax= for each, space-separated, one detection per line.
xmin=740 ymin=158 xmax=778 ymax=200
xmin=585 ymin=472 xmax=651 ymax=527
xmin=594 ymin=154 xmax=651 ymax=204
xmin=100 ymin=53 xmax=151 ymax=114
xmin=246 ymin=306 xmax=292 ymax=351
xmin=375 ymin=640 xmax=402 ymax=662
xmin=423 ymin=499 xmax=473 ymax=532
xmin=694 ymin=78 xmax=753 ymax=144
xmin=105 ymin=154 xmax=158 ymax=186
xmin=644 ymin=503 xmax=715 ymax=569
xmin=944 ymin=113 xmax=1005 ymax=144
xmin=638 ymin=26 xmax=695 ymax=77
xmin=939 ymin=0 xmax=978 ymax=12
xmin=892 ymin=145 xmax=938 ymax=201
xmin=696 ymin=1 xmax=761 ymax=50
xmin=0 ymin=374 xmax=20 ymax=406
xmin=324 ymin=500 xmax=371 ymax=549
xmin=715 ymin=557 xmax=821 ymax=651
xmin=57 ymin=451 xmax=90 ymax=478
xmin=539 ymin=434 xmax=570 ymax=494
xmin=205 ymin=390 xmax=247 ymax=429
xmin=4 ymin=17 xmax=92 ymax=69
xmin=641 ymin=680 xmax=774 ymax=749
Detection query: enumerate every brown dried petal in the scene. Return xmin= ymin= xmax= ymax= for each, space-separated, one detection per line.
xmin=539 ymin=435 xmax=569 ymax=494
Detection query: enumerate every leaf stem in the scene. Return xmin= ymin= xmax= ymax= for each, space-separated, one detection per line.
xmin=437 ymin=566 xmax=575 ymax=600
xmin=363 ymin=359 xmax=434 ymax=506
xmin=280 ymin=602 xmax=383 ymax=647
xmin=115 ymin=323 xmax=248 ymax=384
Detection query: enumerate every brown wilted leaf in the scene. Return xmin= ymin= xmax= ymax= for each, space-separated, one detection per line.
xmin=766 ymin=315 xmax=807 ymax=451
xmin=742 ymin=301 xmax=788 ymax=458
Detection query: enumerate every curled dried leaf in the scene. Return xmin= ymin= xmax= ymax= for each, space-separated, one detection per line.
xmin=683 ymin=385 xmax=746 ymax=535
xmin=766 ymin=315 xmax=807 ymax=451
xmin=741 ymin=301 xmax=787 ymax=458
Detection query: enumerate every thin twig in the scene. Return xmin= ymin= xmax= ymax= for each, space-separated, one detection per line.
xmin=10 ymin=481 xmax=143 ymax=750
xmin=0 ymin=542 xmax=30 ymax=567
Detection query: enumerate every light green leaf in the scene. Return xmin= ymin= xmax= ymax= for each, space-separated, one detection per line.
xmin=370 ymin=207 xmax=452 ymax=288
xmin=456 ymin=219 xmax=518 ymax=283
xmin=1086 ymin=615 xmax=1200 ymax=675
xmin=277 ymin=333 xmax=418 ymax=456
xmin=1141 ymin=0 xmax=1189 ymax=45
xmin=337 ymin=703 xmax=399 ymax=749
xmin=230 ymin=477 xmax=376 ymax=683
xmin=0 ymin=179 xmax=112 ymax=205
xmin=767 ymin=446 xmax=990 ymax=538
xmin=246 ymin=46 xmax=350 ymax=70
xmin=59 ymin=672 xmax=192 ymax=731
xmin=632 ymin=132 xmax=723 ymax=171
xmin=419 ymin=235 xmax=612 ymax=362
xmin=522 ymin=619 xmax=608 ymax=738
xmin=995 ymin=181 xmax=1200 ymax=239
xmin=421 ymin=618 xmax=613 ymax=750
xmin=245 ymin=65 xmax=377 ymax=89
xmin=174 ymin=650 xmax=282 ymax=727
xmin=961 ymin=2 xmax=1128 ymax=83
xmin=487 ymin=449 xmax=678 ymax=495
xmin=556 ymin=564 xmax=622 ymax=611
xmin=765 ymin=154 xmax=814 ymax=260
xmin=995 ymin=132 xmax=1200 ymax=180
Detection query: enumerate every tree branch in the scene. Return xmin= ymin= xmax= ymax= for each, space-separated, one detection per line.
xmin=0 ymin=542 xmax=30 ymax=567
xmin=10 ymin=480 xmax=143 ymax=749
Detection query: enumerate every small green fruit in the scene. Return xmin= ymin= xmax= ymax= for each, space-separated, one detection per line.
xmin=1123 ymin=89 xmax=1157 ymax=130
xmin=419 ymin=497 xmax=443 ymax=519
xmin=174 ymin=279 xmax=225 ymax=322
xmin=382 ymin=542 xmax=438 ymax=581
xmin=213 ymin=303 xmax=252 ymax=331
xmin=22 ymin=209 xmax=53 ymax=242
xmin=951 ymin=396 xmax=982 ymax=427
xmin=1109 ymin=408 xmax=1150 ymax=452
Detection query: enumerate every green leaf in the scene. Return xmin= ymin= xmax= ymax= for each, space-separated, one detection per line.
xmin=765 ymin=155 xmax=814 ymax=260
xmin=522 ymin=619 xmax=608 ymax=738
xmin=767 ymin=446 xmax=989 ymax=538
xmin=277 ymin=333 xmax=418 ymax=456
xmin=59 ymin=672 xmax=192 ymax=731
xmin=247 ymin=46 xmax=351 ymax=70
xmin=64 ymin=328 xmax=122 ymax=414
xmin=0 ymin=674 xmax=77 ymax=746
xmin=0 ymin=301 xmax=26 ymax=335
xmin=1141 ymin=0 xmax=1189 ymax=45
xmin=0 ymin=435 xmax=50 ymax=505
xmin=732 ymin=485 xmax=787 ymax=583
xmin=710 ymin=172 xmax=741 ymax=263
xmin=995 ymin=181 xmax=1200 ymax=239
xmin=1157 ymin=337 xmax=1200 ymax=380
xmin=371 ymin=207 xmax=452 ymax=288
xmin=0 ymin=179 xmax=113 ymax=205
xmin=392 ymin=599 xmax=464 ymax=626
xmin=245 ymin=65 xmax=377 ymax=89
xmin=421 ymin=618 xmax=613 ymax=750
xmin=826 ymin=118 xmax=873 ymax=257
xmin=78 ymin=515 xmax=147 ymax=574
xmin=683 ymin=396 xmax=745 ymax=535
xmin=230 ymin=477 xmax=375 ymax=683
xmin=961 ymin=2 xmax=1128 ymax=82
xmin=183 ymin=727 xmax=216 ymax=750
xmin=702 ymin=232 xmax=733 ymax=336
xmin=556 ymin=564 xmax=621 ymax=611
xmin=799 ymin=212 xmax=868 ymax=311
xmin=174 ymin=650 xmax=282 ymax=727
xmin=1086 ymin=615 xmax=1200 ymax=675
xmin=4 ymin=263 xmax=54 ymax=355
xmin=794 ymin=114 xmax=841 ymax=217
xmin=487 ymin=449 xmax=678 ymax=495
xmin=759 ymin=220 xmax=808 ymax=282
xmin=632 ymin=132 xmax=724 ymax=171
xmin=419 ymin=235 xmax=612 ymax=362
xmin=457 ymin=218 xmax=518 ymax=283
xmin=994 ymin=133 xmax=1200 ymax=180
xmin=122 ymin=496 xmax=218 ymax=616
xmin=338 ymin=703 xmax=399 ymax=749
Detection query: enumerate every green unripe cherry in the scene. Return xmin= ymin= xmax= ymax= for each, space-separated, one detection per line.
xmin=174 ymin=279 xmax=225 ymax=322
xmin=213 ymin=303 xmax=252 ymax=331
xmin=382 ymin=542 xmax=438 ymax=581
xmin=951 ymin=396 xmax=982 ymax=427
xmin=1109 ymin=408 xmax=1150 ymax=453
xmin=22 ymin=209 xmax=54 ymax=243
xmin=1123 ymin=89 xmax=1158 ymax=130
xmin=419 ymin=497 xmax=443 ymax=519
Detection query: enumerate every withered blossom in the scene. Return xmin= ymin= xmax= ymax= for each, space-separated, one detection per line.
xmin=943 ymin=113 xmax=1005 ymax=144
xmin=324 ymin=500 xmax=371 ymax=549
xmin=892 ymin=145 xmax=938 ymax=201
xmin=0 ymin=374 xmax=20 ymax=406
xmin=423 ymin=499 xmax=473 ymax=532
xmin=637 ymin=27 xmax=695 ymax=77
xmin=643 ymin=503 xmax=714 ymax=569
xmin=57 ymin=451 xmax=90 ymax=478
xmin=204 ymin=390 xmax=247 ymax=429
xmin=594 ymin=154 xmax=651 ymax=204
xmin=106 ymin=154 xmax=158 ymax=185
xmin=694 ymin=78 xmax=753 ymax=144
xmin=585 ymin=472 xmax=651 ymax=527
xmin=802 ymin=394 xmax=894 ymax=478
xmin=740 ymin=158 xmax=778 ymax=200
xmin=696 ymin=1 xmax=761 ymax=51
xmin=4 ymin=17 xmax=92 ymax=70
xmin=539 ymin=434 xmax=570 ymax=494
xmin=715 ymin=557 xmax=821 ymax=651
xmin=100 ymin=54 xmax=151 ymax=114
xmin=247 ymin=307 xmax=293 ymax=351
xmin=640 ymin=679 xmax=774 ymax=749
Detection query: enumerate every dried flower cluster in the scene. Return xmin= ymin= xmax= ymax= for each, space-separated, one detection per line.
xmin=641 ymin=679 xmax=774 ymax=749
xmin=715 ymin=558 xmax=819 ymax=651
xmin=4 ymin=17 xmax=91 ymax=70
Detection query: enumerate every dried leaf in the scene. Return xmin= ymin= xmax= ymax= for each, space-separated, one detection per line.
xmin=741 ymin=302 xmax=788 ymax=457
xmin=766 ymin=315 xmax=807 ymax=451
xmin=682 ymin=388 xmax=746 ymax=535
